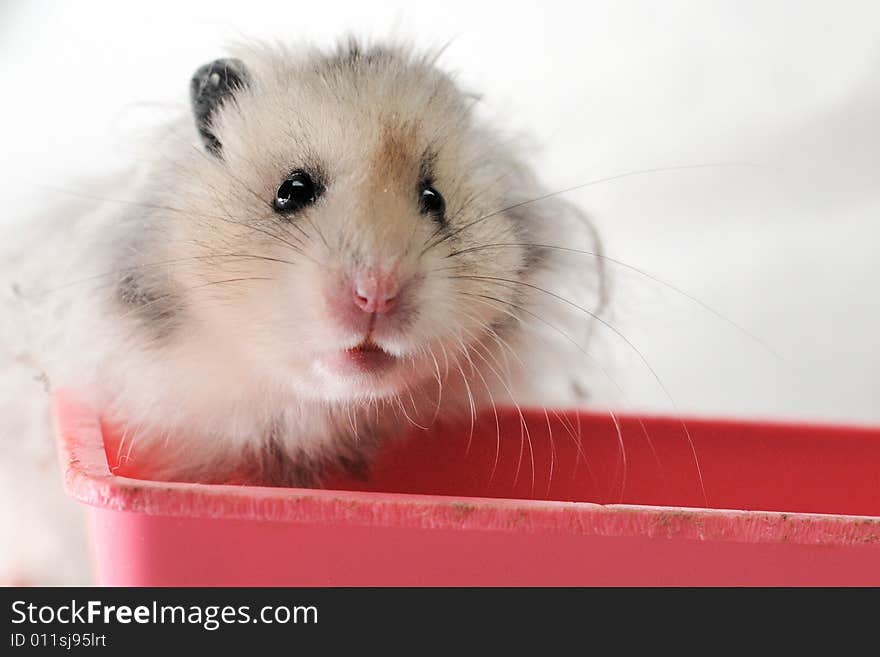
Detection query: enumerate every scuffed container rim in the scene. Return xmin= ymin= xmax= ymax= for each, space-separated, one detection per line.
xmin=53 ymin=390 xmax=880 ymax=549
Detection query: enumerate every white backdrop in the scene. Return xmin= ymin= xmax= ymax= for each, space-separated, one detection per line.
xmin=2 ymin=0 xmax=879 ymax=423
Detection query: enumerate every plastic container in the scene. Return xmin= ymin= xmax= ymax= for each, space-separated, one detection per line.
xmin=54 ymin=391 xmax=880 ymax=586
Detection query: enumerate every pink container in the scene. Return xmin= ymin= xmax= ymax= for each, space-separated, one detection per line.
xmin=54 ymin=391 xmax=880 ymax=586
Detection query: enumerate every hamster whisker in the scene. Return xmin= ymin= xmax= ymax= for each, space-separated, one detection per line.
xmin=211 ymin=198 xmax=317 ymax=262
xmin=29 ymin=185 xmax=243 ymax=225
xmin=467 ymin=279 xmax=705 ymax=503
xmin=422 ymin=162 xmax=760 ymax=256
xmin=438 ymin=340 xmax=452 ymax=381
xmin=421 ymin=172 xmax=509 ymax=249
xmin=303 ymin=215 xmax=331 ymax=251
xmin=30 ymin=184 xmax=315 ymax=264
xmin=393 ymin=390 xmax=428 ymax=431
xmin=423 ymin=346 xmax=444 ymax=425
xmin=457 ymin=276 xmax=663 ymax=388
xmin=474 ymin=302 xmax=620 ymax=503
xmin=212 ymin=199 xmax=315 ymax=261
xmin=116 ymin=276 xmax=275 ymax=323
xmin=548 ymin=407 xmax=596 ymax=487
xmin=449 ymin=331 xmax=503 ymax=484
xmin=455 ymin=316 xmax=513 ymax=386
xmin=424 ymin=262 xmax=469 ymax=277
xmin=541 ymin=407 xmax=558 ymax=500
xmin=461 ymin=289 xmax=621 ymax=394
xmin=37 ymin=253 xmax=299 ymax=296
xmin=454 ymin=329 xmax=535 ymax=493
xmin=606 ymin=408 xmax=628 ymax=502
xmin=458 ymin=308 xmax=519 ymax=382
xmin=344 ymin=402 xmax=359 ymax=441
xmin=404 ymin=384 xmax=428 ymax=431
xmin=450 ymin=242 xmax=785 ymax=364
xmin=458 ymin=325 xmax=532 ymax=490
xmin=187 ymin=143 xmax=277 ymax=216
xmin=461 ymin=290 xmax=667 ymax=499
xmin=449 ymin=349 xmax=477 ymax=459
xmin=236 ymin=221 xmax=315 ymax=263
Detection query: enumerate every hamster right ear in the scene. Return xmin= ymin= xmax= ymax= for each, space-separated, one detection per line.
xmin=189 ymin=58 xmax=250 ymax=156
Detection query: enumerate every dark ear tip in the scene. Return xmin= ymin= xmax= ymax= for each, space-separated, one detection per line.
xmin=190 ymin=58 xmax=249 ymax=101
xmin=190 ymin=58 xmax=250 ymax=156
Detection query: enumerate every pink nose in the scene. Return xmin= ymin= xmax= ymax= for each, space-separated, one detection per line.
xmin=352 ymin=269 xmax=399 ymax=314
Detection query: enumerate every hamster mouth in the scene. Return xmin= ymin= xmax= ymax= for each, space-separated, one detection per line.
xmin=347 ymin=340 xmax=393 ymax=366
xmin=323 ymin=340 xmax=398 ymax=377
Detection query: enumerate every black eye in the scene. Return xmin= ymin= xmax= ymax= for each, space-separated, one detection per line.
xmin=274 ymin=170 xmax=319 ymax=214
xmin=419 ymin=184 xmax=446 ymax=222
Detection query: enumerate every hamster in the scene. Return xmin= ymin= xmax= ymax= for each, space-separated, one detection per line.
xmin=1 ymin=38 xmax=604 ymax=580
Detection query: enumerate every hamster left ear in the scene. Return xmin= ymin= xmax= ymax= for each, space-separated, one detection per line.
xmin=189 ymin=58 xmax=250 ymax=156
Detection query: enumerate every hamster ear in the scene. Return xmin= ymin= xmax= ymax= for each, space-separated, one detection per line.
xmin=189 ymin=58 xmax=250 ymax=156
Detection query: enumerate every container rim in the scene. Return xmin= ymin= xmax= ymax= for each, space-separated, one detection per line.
xmin=53 ymin=390 xmax=880 ymax=549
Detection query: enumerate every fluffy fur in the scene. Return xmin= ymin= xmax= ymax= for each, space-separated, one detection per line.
xmin=1 ymin=39 xmax=604 ymax=583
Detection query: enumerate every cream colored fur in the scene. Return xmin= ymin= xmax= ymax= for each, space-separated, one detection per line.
xmin=0 ymin=39 xmax=603 ymax=583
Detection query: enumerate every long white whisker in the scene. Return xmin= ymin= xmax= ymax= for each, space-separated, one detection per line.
xmin=459 ymin=276 xmax=707 ymax=505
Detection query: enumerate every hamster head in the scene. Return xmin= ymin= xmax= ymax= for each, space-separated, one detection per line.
xmin=127 ymin=42 xmax=546 ymax=405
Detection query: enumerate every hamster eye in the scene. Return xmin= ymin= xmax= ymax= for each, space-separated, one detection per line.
xmin=419 ymin=184 xmax=446 ymax=223
xmin=274 ymin=171 xmax=319 ymax=213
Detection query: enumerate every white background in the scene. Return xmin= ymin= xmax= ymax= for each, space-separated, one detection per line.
xmin=1 ymin=0 xmax=878 ymax=423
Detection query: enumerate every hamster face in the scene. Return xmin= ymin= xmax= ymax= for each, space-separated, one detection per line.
xmin=136 ymin=44 xmax=536 ymax=404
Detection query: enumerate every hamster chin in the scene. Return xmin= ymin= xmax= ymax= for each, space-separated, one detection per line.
xmin=309 ymin=347 xmax=414 ymax=400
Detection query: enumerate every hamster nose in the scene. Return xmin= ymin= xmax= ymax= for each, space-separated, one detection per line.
xmin=352 ymin=269 xmax=399 ymax=314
